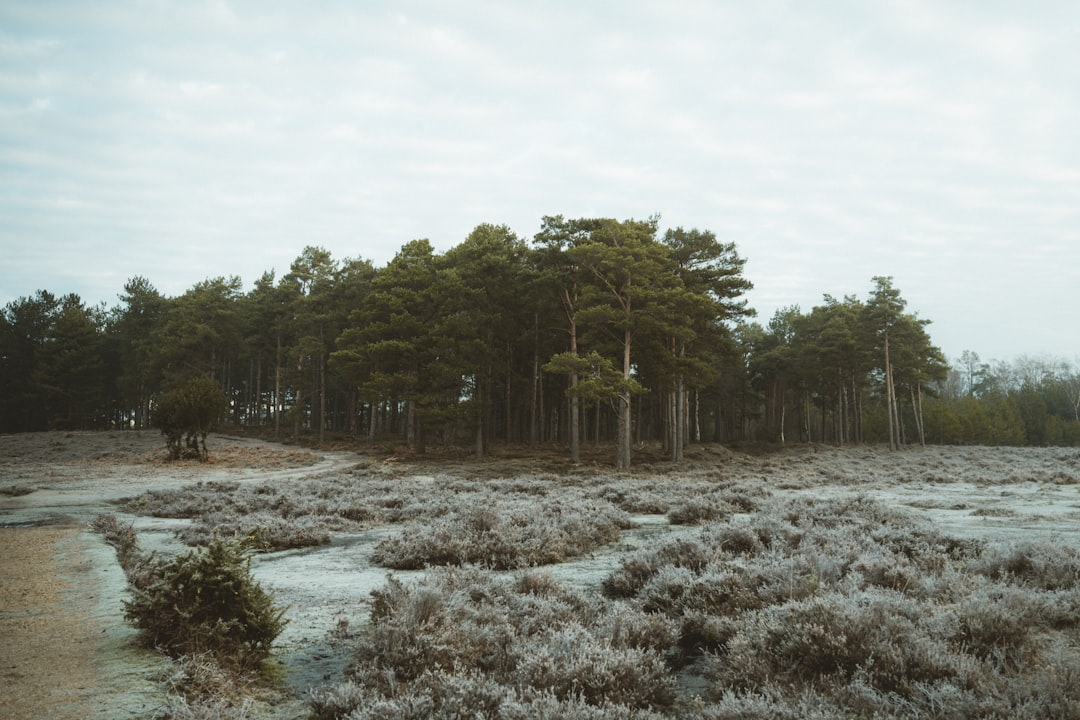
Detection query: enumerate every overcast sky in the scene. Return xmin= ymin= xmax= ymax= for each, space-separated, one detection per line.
xmin=3 ymin=1 xmax=1078 ymax=363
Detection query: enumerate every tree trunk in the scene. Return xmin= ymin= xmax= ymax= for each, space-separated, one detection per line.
xmin=884 ymin=332 xmax=898 ymax=450
xmin=318 ymin=326 xmax=326 ymax=443
xmin=406 ymin=400 xmax=416 ymax=449
xmin=616 ymin=326 xmax=632 ymax=469
xmin=530 ymin=316 xmax=539 ymax=446
xmin=474 ymin=378 xmax=484 ymax=460
xmin=912 ymin=383 xmax=926 ymax=446
xmin=505 ymin=342 xmax=513 ymax=444
xmin=274 ymin=333 xmax=282 ymax=440
xmin=779 ymin=401 xmax=786 ymax=445
xmin=568 ymin=312 xmax=580 ymax=463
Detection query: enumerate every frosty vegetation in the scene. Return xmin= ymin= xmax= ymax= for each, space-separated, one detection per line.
xmin=302 ymin=496 xmax=1080 ymax=719
xmin=111 ymin=443 xmax=1080 ymax=719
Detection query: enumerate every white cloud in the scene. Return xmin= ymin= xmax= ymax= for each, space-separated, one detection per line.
xmin=0 ymin=0 xmax=1077 ymax=359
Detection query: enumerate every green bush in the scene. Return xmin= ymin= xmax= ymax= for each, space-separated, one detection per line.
xmin=124 ymin=538 xmax=285 ymax=670
xmin=155 ymin=376 xmax=228 ymax=461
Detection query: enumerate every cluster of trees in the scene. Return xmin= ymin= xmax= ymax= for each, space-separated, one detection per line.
xmin=742 ymin=278 xmax=949 ymax=449
xmin=3 ymin=217 xmax=1078 ymax=462
xmin=740 ymin=286 xmax=1080 ymax=448
xmin=924 ymin=352 xmax=1080 ymax=446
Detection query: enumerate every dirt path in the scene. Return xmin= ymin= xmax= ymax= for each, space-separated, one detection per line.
xmin=0 ymin=526 xmax=146 ymax=719
xmin=0 ymin=431 xmax=337 ymax=719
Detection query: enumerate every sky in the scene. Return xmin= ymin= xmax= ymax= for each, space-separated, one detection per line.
xmin=2 ymin=1 xmax=1078 ymax=364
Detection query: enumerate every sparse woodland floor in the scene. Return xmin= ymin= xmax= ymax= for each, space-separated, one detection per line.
xmin=2 ymin=431 xmax=1079 ymax=719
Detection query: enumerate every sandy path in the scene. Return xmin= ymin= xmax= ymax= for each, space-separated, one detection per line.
xmin=0 ymin=526 xmax=156 ymax=719
xmin=0 ymin=432 xmax=336 ymax=719
xmin=1 ymin=524 xmax=163 ymax=719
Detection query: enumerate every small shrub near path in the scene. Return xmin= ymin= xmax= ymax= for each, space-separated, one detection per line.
xmin=123 ymin=537 xmax=286 ymax=670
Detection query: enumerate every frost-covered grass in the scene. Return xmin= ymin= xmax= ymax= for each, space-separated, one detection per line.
xmin=370 ymin=496 xmax=633 ymax=569
xmin=308 ymin=493 xmax=1080 ymax=719
xmin=598 ymin=495 xmax=1080 ymax=718
xmin=308 ymin=567 xmax=677 ymax=719
xmin=114 ymin=443 xmax=1080 ymax=718
xmin=121 ymin=464 xmax=760 ymax=563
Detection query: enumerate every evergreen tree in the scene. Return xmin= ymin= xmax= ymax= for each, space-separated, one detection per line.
xmin=33 ymin=294 xmax=106 ymax=429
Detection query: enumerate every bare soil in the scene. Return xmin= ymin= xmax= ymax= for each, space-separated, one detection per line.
xmin=0 ymin=431 xmax=330 ymax=719
xmin=2 ymin=431 xmax=1078 ymax=718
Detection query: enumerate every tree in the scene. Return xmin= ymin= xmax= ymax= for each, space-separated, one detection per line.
xmin=569 ymin=216 xmax=675 ymax=469
xmin=443 ymin=224 xmax=531 ymax=457
xmin=864 ymin=277 xmax=907 ymax=450
xmin=0 ymin=290 xmax=60 ymax=431
xmin=149 ymin=277 xmax=244 ymax=389
xmin=110 ymin=277 xmax=166 ymax=429
xmin=534 ymin=216 xmax=592 ymax=462
xmin=282 ymin=247 xmax=338 ymax=441
xmin=749 ymin=307 xmax=802 ymax=443
xmin=154 ymin=376 xmax=228 ymax=461
xmin=662 ymin=227 xmax=753 ymax=456
xmin=33 ymin=294 xmax=106 ymax=430
xmin=889 ymin=314 xmax=947 ymax=446
xmin=333 ymin=239 xmax=453 ymax=452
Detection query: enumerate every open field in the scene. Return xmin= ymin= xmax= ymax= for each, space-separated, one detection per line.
xmin=2 ymin=431 xmax=1079 ymax=718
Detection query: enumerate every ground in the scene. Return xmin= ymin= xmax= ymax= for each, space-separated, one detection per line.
xmin=1 ymin=431 xmax=1078 ymax=718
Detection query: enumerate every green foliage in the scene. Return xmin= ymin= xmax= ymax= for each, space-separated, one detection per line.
xmin=123 ymin=538 xmax=285 ymax=669
xmin=0 ymin=291 xmax=108 ymax=431
xmin=155 ymin=376 xmax=228 ymax=461
xmin=10 ymin=216 xmax=1077 ymax=450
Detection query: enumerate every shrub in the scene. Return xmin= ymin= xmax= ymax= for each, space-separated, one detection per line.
xmin=371 ymin=498 xmax=631 ymax=570
xmin=950 ymin=585 xmax=1039 ymax=669
xmin=709 ymin=590 xmax=957 ymax=696
xmin=155 ymin=376 xmax=228 ymax=461
xmin=514 ymin=623 xmax=677 ymax=711
xmin=316 ymin=568 xmax=678 ymax=718
xmin=601 ymin=537 xmax=711 ymax=600
xmin=667 ymin=497 xmax=731 ymax=525
xmin=177 ymin=512 xmax=331 ymax=552
xmin=123 ymin=538 xmax=286 ymax=670
xmin=91 ymin=513 xmax=142 ymax=572
xmin=968 ymin=540 xmax=1080 ymax=591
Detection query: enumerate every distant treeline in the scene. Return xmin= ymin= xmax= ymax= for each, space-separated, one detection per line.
xmin=3 ymin=216 xmax=1078 ymax=461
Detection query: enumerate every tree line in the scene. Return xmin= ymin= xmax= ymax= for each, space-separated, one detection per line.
xmin=3 ymin=216 xmax=1078 ymax=462
xmin=742 ymin=289 xmax=1080 ymax=448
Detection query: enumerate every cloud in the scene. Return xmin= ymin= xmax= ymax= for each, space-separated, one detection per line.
xmin=1 ymin=0 xmax=1078 ymax=360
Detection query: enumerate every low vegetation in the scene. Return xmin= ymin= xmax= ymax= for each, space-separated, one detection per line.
xmin=87 ymin=442 xmax=1080 ymax=718
xmin=92 ymin=514 xmax=287 ymax=718
xmin=308 ymin=567 xmax=677 ymax=719
xmin=305 ymin=493 xmax=1080 ymax=719
xmin=155 ymin=376 xmax=229 ymax=461
xmin=122 ymin=538 xmax=286 ymax=669
xmin=370 ymin=497 xmax=633 ymax=569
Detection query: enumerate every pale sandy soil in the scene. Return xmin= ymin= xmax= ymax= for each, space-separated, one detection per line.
xmin=0 ymin=431 xmax=330 ymax=719
xmin=1 ymin=431 xmax=1078 ymax=718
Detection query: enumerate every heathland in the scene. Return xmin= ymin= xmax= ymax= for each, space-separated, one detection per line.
xmin=2 ymin=431 xmax=1079 ymax=719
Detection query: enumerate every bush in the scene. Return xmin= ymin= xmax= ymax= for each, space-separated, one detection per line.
xmin=968 ymin=540 xmax=1080 ymax=591
xmin=667 ymin=497 xmax=732 ymax=525
xmin=314 ymin=568 xmax=677 ymax=718
xmin=515 ymin=623 xmax=676 ymax=710
xmin=91 ymin=513 xmax=142 ymax=572
xmin=123 ymin=538 xmax=286 ymax=670
xmin=708 ymin=590 xmax=957 ymax=696
xmin=371 ymin=497 xmax=631 ymax=570
xmin=155 ymin=376 xmax=228 ymax=461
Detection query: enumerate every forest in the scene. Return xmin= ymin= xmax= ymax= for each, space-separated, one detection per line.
xmin=3 ymin=215 xmax=1079 ymax=461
